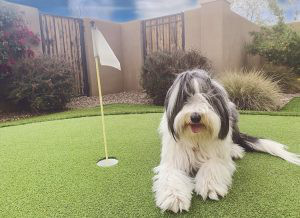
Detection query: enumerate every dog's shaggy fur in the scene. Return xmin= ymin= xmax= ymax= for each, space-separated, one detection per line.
xmin=153 ymin=69 xmax=300 ymax=213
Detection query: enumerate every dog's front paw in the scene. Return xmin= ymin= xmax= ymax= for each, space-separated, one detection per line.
xmin=153 ymin=166 xmax=193 ymax=213
xmin=156 ymin=191 xmax=191 ymax=213
xmin=194 ymin=160 xmax=235 ymax=201
xmin=194 ymin=179 xmax=228 ymax=201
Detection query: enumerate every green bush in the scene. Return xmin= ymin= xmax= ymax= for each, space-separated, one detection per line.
xmin=247 ymin=22 xmax=300 ymax=75
xmin=219 ymin=69 xmax=282 ymax=111
xmin=6 ymin=56 xmax=76 ymax=112
xmin=141 ymin=50 xmax=211 ymax=105
xmin=262 ymin=64 xmax=300 ymax=93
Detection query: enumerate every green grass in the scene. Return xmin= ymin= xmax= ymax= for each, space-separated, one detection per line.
xmin=281 ymin=97 xmax=300 ymax=112
xmin=0 ymin=113 xmax=299 ymax=217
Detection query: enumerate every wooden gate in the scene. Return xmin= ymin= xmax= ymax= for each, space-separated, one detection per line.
xmin=39 ymin=14 xmax=88 ymax=95
xmin=142 ymin=13 xmax=185 ymax=58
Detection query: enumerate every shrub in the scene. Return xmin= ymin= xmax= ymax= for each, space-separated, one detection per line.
xmin=141 ymin=50 xmax=211 ymax=105
xmin=219 ymin=69 xmax=282 ymax=111
xmin=247 ymin=22 xmax=300 ymax=75
xmin=6 ymin=56 xmax=76 ymax=112
xmin=262 ymin=64 xmax=300 ymax=93
xmin=0 ymin=5 xmax=40 ymax=80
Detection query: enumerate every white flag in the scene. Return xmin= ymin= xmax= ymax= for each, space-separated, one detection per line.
xmin=91 ymin=26 xmax=121 ymax=71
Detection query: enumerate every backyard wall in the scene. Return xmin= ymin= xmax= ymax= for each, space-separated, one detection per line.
xmin=185 ymin=3 xmax=224 ymax=73
xmin=121 ymin=21 xmax=144 ymax=92
xmin=2 ymin=0 xmax=262 ymax=96
xmin=117 ymin=0 xmax=261 ymax=92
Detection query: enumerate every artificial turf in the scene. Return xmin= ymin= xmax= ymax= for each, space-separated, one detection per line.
xmin=0 ymin=113 xmax=299 ymax=217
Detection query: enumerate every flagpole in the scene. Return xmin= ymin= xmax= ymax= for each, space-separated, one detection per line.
xmin=91 ymin=21 xmax=118 ymax=167
xmin=95 ymin=56 xmax=109 ymax=160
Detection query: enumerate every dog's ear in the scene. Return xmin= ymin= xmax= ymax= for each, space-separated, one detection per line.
xmin=164 ymin=78 xmax=179 ymax=140
xmin=208 ymin=81 xmax=230 ymax=140
xmin=165 ymin=73 xmax=190 ymax=140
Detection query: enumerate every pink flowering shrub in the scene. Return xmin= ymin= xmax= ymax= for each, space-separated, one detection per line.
xmin=0 ymin=6 xmax=40 ymax=79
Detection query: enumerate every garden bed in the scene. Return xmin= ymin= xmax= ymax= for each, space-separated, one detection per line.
xmin=0 ymin=91 xmax=152 ymax=123
xmin=1 ymin=92 xmax=299 ymax=124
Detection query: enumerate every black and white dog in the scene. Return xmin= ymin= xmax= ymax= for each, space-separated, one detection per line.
xmin=153 ymin=69 xmax=300 ymax=213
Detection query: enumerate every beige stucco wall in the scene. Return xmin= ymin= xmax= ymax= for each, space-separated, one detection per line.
xmin=184 ymin=7 xmax=202 ymax=51
xmin=289 ymin=21 xmax=300 ymax=33
xmin=185 ymin=0 xmax=229 ymax=73
xmin=1 ymin=0 xmax=42 ymax=55
xmin=185 ymin=0 xmax=261 ymax=74
xmin=121 ymin=20 xmax=144 ymax=91
xmin=82 ymin=18 xmax=124 ymax=96
xmin=199 ymin=1 xmax=225 ymax=73
xmin=222 ymin=2 xmax=262 ymax=71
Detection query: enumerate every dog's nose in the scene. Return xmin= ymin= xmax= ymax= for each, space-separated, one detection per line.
xmin=190 ymin=112 xmax=201 ymax=123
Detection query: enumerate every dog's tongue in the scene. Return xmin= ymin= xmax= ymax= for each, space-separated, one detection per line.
xmin=190 ymin=124 xmax=202 ymax=133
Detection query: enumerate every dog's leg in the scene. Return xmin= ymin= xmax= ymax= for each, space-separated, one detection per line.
xmin=153 ymin=165 xmax=193 ymax=213
xmin=194 ymin=157 xmax=235 ymax=200
xmin=153 ymin=133 xmax=193 ymax=213
xmin=231 ymin=143 xmax=245 ymax=159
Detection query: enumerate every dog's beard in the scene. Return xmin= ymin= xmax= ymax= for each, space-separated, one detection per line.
xmin=174 ymin=108 xmax=221 ymax=144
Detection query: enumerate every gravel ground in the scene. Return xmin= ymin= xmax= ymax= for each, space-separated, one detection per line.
xmin=279 ymin=93 xmax=300 ymax=108
xmin=0 ymin=92 xmax=299 ymax=123
xmin=0 ymin=112 xmax=42 ymax=123
xmin=66 ymin=91 xmax=152 ymax=109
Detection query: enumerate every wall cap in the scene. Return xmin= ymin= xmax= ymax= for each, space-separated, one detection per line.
xmin=198 ymin=0 xmax=230 ymax=5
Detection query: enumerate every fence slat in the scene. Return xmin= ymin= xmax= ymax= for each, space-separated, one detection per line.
xmin=145 ymin=24 xmax=152 ymax=55
xmin=142 ymin=13 xmax=184 ymax=58
xmin=151 ymin=20 xmax=158 ymax=52
xmin=170 ymin=16 xmax=176 ymax=52
xmin=177 ymin=19 xmax=183 ymax=50
xmin=54 ymin=17 xmax=62 ymax=54
xmin=157 ymin=18 xmax=164 ymax=51
xmin=44 ymin=16 xmax=51 ymax=55
xmin=163 ymin=17 xmax=170 ymax=51
xmin=75 ymin=20 xmax=84 ymax=94
xmin=69 ymin=20 xmax=78 ymax=93
xmin=46 ymin=15 xmax=55 ymax=56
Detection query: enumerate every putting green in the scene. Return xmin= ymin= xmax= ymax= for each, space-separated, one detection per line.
xmin=0 ymin=113 xmax=299 ymax=217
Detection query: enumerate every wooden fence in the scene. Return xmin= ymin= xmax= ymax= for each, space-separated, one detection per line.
xmin=39 ymin=13 xmax=88 ymax=95
xmin=142 ymin=13 xmax=185 ymax=58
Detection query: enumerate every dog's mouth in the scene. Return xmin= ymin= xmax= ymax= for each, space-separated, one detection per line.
xmin=189 ymin=123 xmax=205 ymax=133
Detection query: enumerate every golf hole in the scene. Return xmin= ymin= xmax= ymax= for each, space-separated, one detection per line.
xmin=97 ymin=157 xmax=118 ymax=167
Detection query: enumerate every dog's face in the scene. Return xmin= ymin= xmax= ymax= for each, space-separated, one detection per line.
xmin=165 ymin=70 xmax=230 ymax=142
